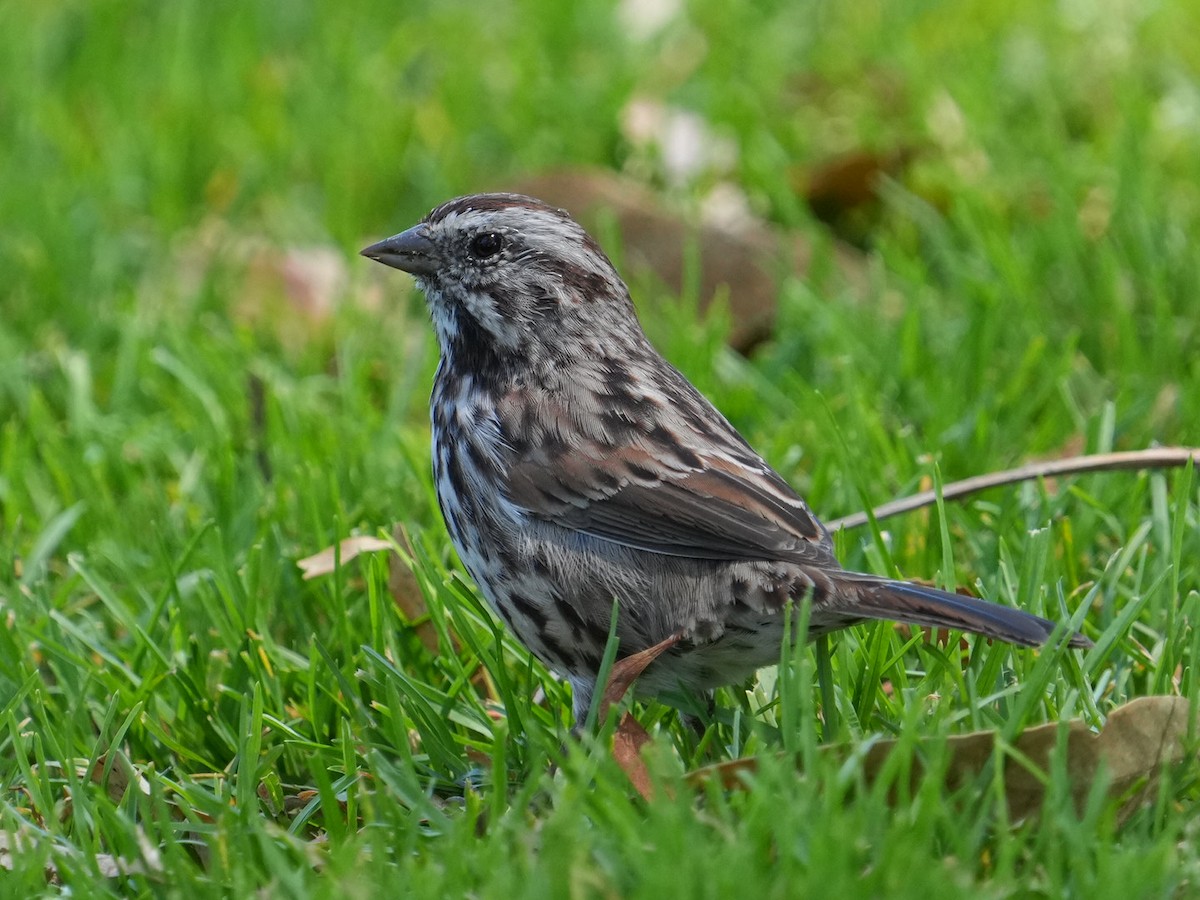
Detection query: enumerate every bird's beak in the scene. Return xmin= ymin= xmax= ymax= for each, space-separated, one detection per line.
xmin=360 ymin=224 xmax=440 ymax=276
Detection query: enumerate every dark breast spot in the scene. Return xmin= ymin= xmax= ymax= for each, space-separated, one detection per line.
xmin=555 ymin=598 xmax=590 ymax=642
xmin=536 ymin=630 xmax=574 ymax=671
xmin=444 ymin=458 xmax=475 ymax=513
xmin=508 ymin=592 xmax=550 ymax=631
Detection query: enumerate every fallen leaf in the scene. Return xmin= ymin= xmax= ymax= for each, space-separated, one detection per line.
xmin=276 ymin=246 xmax=347 ymax=320
xmin=0 ymin=827 xmax=162 ymax=882
xmin=598 ymin=631 xmax=685 ymax=722
xmin=238 ymin=244 xmax=347 ymax=325
xmin=688 ymin=696 xmax=1192 ymax=823
xmin=297 ymin=536 xmax=393 ymax=580
xmin=796 ymin=148 xmax=916 ymax=243
xmin=232 ymin=242 xmax=352 ymax=352
xmin=88 ymin=752 xmax=151 ymax=803
xmin=613 ymin=713 xmax=658 ymax=801
xmin=0 ymin=830 xmax=19 ymax=873
xmin=595 ymin=631 xmax=683 ymax=801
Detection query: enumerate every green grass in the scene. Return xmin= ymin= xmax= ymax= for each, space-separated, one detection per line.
xmin=3 ymin=0 xmax=1200 ymax=895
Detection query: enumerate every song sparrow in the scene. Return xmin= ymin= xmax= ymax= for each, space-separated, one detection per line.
xmin=362 ymin=194 xmax=1091 ymax=724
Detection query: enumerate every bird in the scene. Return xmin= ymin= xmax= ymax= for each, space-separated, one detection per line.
xmin=362 ymin=193 xmax=1091 ymax=725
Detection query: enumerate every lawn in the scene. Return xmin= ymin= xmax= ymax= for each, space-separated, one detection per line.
xmin=3 ymin=0 xmax=1199 ymax=895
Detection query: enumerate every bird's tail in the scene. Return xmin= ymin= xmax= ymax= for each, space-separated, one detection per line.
xmin=834 ymin=573 xmax=1092 ymax=649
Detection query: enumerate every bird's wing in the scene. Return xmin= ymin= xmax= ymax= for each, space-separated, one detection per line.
xmin=504 ymin=439 xmax=837 ymax=566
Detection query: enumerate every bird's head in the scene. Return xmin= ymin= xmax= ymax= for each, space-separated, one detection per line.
xmin=362 ymin=194 xmax=642 ymax=369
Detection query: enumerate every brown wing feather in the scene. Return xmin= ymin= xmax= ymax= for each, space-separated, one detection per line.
xmin=505 ymin=448 xmax=837 ymax=565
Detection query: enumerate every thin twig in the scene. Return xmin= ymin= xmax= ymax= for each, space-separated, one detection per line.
xmin=826 ymin=447 xmax=1200 ymax=532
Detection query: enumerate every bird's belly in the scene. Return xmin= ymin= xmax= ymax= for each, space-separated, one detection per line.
xmin=639 ymin=621 xmax=788 ymax=698
xmin=431 ymin=435 xmax=837 ymax=691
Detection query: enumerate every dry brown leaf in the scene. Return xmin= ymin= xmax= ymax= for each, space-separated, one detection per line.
xmin=232 ymin=242 xmax=351 ymax=352
xmin=276 ymin=247 xmax=347 ymax=320
xmin=598 ymin=631 xmax=684 ymax=722
xmin=239 ymin=245 xmax=347 ymax=323
xmin=0 ymin=827 xmax=162 ymax=882
xmin=88 ymin=752 xmax=150 ymax=804
xmin=798 ymin=148 xmax=916 ymax=237
xmin=0 ymin=830 xmax=20 ymax=873
xmin=514 ymin=169 xmax=866 ymax=353
xmin=613 ymin=713 xmax=658 ymax=802
xmin=595 ymin=631 xmax=683 ymax=801
xmin=297 ymin=536 xmax=393 ymax=580
xmin=689 ymin=696 xmax=1192 ymax=823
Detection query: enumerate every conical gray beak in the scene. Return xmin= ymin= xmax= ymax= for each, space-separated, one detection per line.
xmin=360 ymin=224 xmax=440 ymax=276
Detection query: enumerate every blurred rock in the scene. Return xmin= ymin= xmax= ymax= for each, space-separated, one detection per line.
xmin=514 ymin=169 xmax=866 ymax=353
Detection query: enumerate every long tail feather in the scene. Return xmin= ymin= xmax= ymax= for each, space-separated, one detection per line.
xmin=837 ymin=575 xmax=1092 ymax=649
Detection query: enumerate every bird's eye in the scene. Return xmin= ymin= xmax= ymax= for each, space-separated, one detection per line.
xmin=469 ymin=232 xmax=504 ymax=259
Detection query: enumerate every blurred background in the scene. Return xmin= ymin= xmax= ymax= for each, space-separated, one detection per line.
xmin=5 ymin=0 xmax=1197 ymax=553
xmin=3 ymin=0 xmax=1200 ymax=890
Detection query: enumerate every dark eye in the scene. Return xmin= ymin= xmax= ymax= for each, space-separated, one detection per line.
xmin=469 ymin=232 xmax=503 ymax=259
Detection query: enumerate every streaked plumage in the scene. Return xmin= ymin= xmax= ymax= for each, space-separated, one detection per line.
xmin=363 ymin=194 xmax=1090 ymax=724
